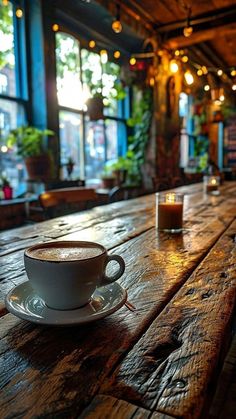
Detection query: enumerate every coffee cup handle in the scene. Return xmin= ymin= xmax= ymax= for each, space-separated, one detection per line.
xmin=101 ymin=255 xmax=125 ymax=285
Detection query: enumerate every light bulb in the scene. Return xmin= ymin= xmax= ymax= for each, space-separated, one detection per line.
xmin=183 ymin=26 xmax=193 ymax=37
xmin=16 ymin=8 xmax=23 ymax=18
xmin=231 ymin=69 xmax=236 ymax=76
xmin=100 ymin=50 xmax=108 ymax=64
xmin=219 ymin=94 xmax=225 ymax=102
xmin=232 ymin=84 xmax=236 ymax=91
xmin=202 ymin=66 xmax=208 ymax=75
xmin=114 ymin=50 xmax=120 ymax=59
xmin=130 ymin=57 xmax=136 ymax=66
xmin=112 ymin=20 xmax=122 ymax=33
xmin=174 ymin=50 xmax=180 ymax=56
xmin=149 ymin=77 xmax=155 ymax=87
xmin=89 ymin=40 xmax=96 ymax=48
xmin=184 ymin=70 xmax=194 ymax=85
xmin=182 ymin=55 xmax=188 ymax=63
xmin=52 ymin=24 xmax=59 ymax=32
xmin=217 ymin=69 xmax=223 ymax=76
xmin=170 ymin=59 xmax=179 ymax=73
xmin=204 ymin=84 xmax=210 ymax=91
xmin=197 ymin=69 xmax=203 ymax=76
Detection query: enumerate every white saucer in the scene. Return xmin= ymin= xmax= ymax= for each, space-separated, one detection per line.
xmin=5 ymin=281 xmax=127 ymax=326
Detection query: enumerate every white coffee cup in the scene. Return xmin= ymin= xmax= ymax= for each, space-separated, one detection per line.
xmin=24 ymin=241 xmax=125 ymax=310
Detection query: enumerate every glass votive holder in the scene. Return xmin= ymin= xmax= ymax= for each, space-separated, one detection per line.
xmin=203 ymin=175 xmax=220 ymax=195
xmin=156 ymin=192 xmax=184 ymax=233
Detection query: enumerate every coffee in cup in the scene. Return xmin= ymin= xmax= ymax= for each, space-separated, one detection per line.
xmin=24 ymin=241 xmax=125 ymax=310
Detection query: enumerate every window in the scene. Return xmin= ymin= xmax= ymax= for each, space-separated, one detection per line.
xmin=55 ymin=32 xmax=128 ymax=182
xmin=0 ymin=0 xmax=27 ymax=195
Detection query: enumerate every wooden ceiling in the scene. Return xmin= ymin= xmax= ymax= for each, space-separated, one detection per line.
xmin=117 ymin=0 xmax=236 ymax=68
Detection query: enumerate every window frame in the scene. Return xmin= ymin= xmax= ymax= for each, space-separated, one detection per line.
xmin=55 ymin=29 xmax=129 ymax=181
xmin=0 ymin=0 xmax=28 ymax=115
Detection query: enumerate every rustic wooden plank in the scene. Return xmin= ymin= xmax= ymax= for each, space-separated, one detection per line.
xmin=100 ymin=220 xmax=236 ymax=419
xmin=0 ymin=212 xmax=234 ymax=417
xmin=0 ymin=196 xmax=234 ymax=308
xmin=0 ymin=183 xmax=232 ymax=256
xmin=209 ymin=332 xmax=236 ymax=419
xmin=0 ymin=183 xmax=234 ymax=287
xmin=78 ymin=395 xmax=173 ymax=419
xmin=0 ymin=183 xmax=235 ymax=418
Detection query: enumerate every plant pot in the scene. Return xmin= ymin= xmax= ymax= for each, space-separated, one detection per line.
xmin=2 ymin=185 xmax=13 ymax=199
xmin=113 ymin=169 xmax=127 ymax=186
xmin=101 ymin=177 xmax=116 ymax=189
xmin=25 ymin=154 xmax=52 ymax=181
xmin=86 ymin=97 xmax=104 ymax=121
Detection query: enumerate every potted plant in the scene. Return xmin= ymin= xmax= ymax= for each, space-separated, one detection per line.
xmin=86 ymin=93 xmax=104 ymax=121
xmin=6 ymin=126 xmax=55 ymax=181
xmin=100 ymin=165 xmax=116 ymax=189
xmin=0 ymin=174 xmax=13 ymax=199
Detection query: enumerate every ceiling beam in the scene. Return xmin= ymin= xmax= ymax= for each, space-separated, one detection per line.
xmin=164 ymin=22 xmax=236 ymax=49
xmin=157 ymin=5 xmax=236 ymax=33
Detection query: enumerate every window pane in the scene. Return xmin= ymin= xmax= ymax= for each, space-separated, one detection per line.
xmin=102 ymin=61 xmax=121 ymax=117
xmin=105 ymin=119 xmax=127 ymax=160
xmin=105 ymin=119 xmax=118 ymax=160
xmin=0 ymin=1 xmax=16 ymax=97
xmin=59 ymin=110 xmax=82 ymax=179
xmin=81 ymin=49 xmax=102 ymax=100
xmin=56 ymin=33 xmax=83 ymax=110
xmin=85 ymin=119 xmax=105 ymax=180
xmin=0 ymin=99 xmax=26 ymax=196
xmin=0 ymin=98 xmax=26 ymax=136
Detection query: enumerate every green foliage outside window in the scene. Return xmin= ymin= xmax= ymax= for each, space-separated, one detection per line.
xmin=0 ymin=2 xmax=14 ymax=70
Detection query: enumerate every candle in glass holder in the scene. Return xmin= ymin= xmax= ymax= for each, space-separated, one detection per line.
xmin=203 ymin=175 xmax=220 ymax=195
xmin=156 ymin=192 xmax=184 ymax=232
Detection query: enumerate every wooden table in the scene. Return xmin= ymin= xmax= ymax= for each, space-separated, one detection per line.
xmin=0 ymin=182 xmax=236 ymax=419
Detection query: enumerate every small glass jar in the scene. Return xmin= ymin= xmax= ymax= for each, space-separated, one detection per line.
xmin=156 ymin=192 xmax=184 ymax=233
xmin=203 ymin=175 xmax=220 ymax=195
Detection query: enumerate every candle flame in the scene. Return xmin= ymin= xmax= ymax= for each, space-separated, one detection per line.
xmin=166 ymin=193 xmax=175 ymax=203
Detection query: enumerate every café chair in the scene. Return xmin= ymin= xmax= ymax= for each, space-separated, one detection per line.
xmin=39 ymin=187 xmax=98 ymax=218
xmin=108 ymin=186 xmax=140 ymax=203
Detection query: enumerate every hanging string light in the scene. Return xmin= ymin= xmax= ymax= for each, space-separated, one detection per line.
xmin=217 ymin=69 xmax=223 ymax=76
xmin=184 ymin=70 xmax=194 ymax=85
xmin=16 ymin=7 xmax=23 ymax=18
xmin=202 ymin=66 xmax=208 ymax=75
xmin=89 ymin=40 xmax=96 ymax=48
xmin=114 ymin=50 xmax=121 ymax=59
xmin=232 ymin=84 xmax=236 ymax=91
xmin=204 ymin=84 xmax=210 ymax=91
xmin=169 ymin=59 xmax=179 ymax=73
xmin=197 ymin=69 xmax=203 ymax=76
xmin=112 ymin=4 xmax=122 ymax=33
xmin=52 ymin=24 xmax=59 ymax=32
xmin=231 ymin=69 xmax=236 ymax=76
xmin=183 ymin=7 xmax=193 ymax=37
xmin=129 ymin=57 xmax=136 ymax=66
xmin=100 ymin=49 xmax=108 ymax=64
xmin=182 ymin=55 xmax=188 ymax=63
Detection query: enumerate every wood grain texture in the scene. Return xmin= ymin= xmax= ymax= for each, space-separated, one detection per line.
xmin=209 ymin=332 xmax=236 ymax=419
xmin=79 ymin=395 xmax=174 ymax=419
xmin=101 ymin=221 xmax=236 ymax=419
xmin=0 ymin=183 xmax=235 ymax=419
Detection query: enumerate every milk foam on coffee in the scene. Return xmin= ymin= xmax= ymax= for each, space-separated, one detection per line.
xmin=28 ymin=245 xmax=103 ymax=261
